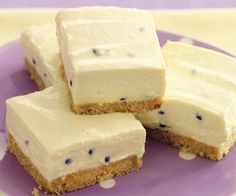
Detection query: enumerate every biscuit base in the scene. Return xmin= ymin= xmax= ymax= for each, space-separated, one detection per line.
xmin=8 ymin=134 xmax=142 ymax=194
xmin=59 ymin=65 xmax=161 ymax=115
xmin=25 ymin=58 xmax=46 ymax=91
xmin=149 ymin=128 xmax=235 ymax=160
xmin=72 ymin=97 xmax=161 ymax=115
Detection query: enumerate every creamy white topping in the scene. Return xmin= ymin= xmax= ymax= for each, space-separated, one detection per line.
xmin=56 ymin=7 xmax=166 ymax=105
xmin=137 ymin=41 xmax=236 ymax=148
xmin=6 ymin=81 xmax=146 ymax=181
xmin=20 ymin=22 xmax=61 ymax=87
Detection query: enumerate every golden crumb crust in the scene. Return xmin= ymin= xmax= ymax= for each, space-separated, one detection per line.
xmin=149 ymin=128 xmax=235 ymax=160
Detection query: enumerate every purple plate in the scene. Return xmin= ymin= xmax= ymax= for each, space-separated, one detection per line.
xmin=0 ymin=31 xmax=236 ymax=196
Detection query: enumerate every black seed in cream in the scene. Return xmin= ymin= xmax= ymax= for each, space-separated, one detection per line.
xmin=159 ymin=111 xmax=165 ymax=115
xmin=195 ymin=113 xmax=203 ymax=121
xmin=88 ymin=149 xmax=94 ymax=156
xmin=93 ymin=48 xmax=99 ymax=55
xmin=120 ymin=97 xmax=127 ymax=101
xmin=44 ymin=73 xmax=47 ymax=77
xmin=92 ymin=48 xmax=110 ymax=56
xmin=159 ymin=124 xmax=167 ymax=128
xmin=105 ymin=156 xmax=111 ymax=163
xmin=65 ymin=158 xmax=72 ymax=165
xmin=70 ymin=80 xmax=72 ymax=87
xmin=32 ymin=58 xmax=36 ymax=65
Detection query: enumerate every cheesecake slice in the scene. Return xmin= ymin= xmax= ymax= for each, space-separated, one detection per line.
xmin=56 ymin=7 xmax=166 ymax=115
xmin=137 ymin=41 xmax=236 ymax=160
xmin=6 ymin=81 xmax=145 ymax=194
xmin=20 ymin=22 xmax=61 ymax=90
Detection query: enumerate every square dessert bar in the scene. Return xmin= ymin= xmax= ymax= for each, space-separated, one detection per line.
xmin=56 ymin=7 xmax=166 ymax=115
xmin=20 ymin=22 xmax=61 ymax=90
xmin=137 ymin=41 xmax=236 ymax=160
xmin=6 ymin=81 xmax=145 ymax=194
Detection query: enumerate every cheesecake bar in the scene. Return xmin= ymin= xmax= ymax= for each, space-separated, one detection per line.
xmin=56 ymin=7 xmax=166 ymax=115
xmin=137 ymin=41 xmax=236 ymax=160
xmin=20 ymin=22 xmax=61 ymax=90
xmin=6 ymin=81 xmax=145 ymax=194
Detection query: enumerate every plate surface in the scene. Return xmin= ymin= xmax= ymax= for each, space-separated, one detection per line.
xmin=0 ymin=31 xmax=235 ymax=196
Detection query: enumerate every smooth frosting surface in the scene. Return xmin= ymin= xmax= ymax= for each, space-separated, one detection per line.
xmin=137 ymin=41 xmax=236 ymax=148
xmin=56 ymin=6 xmax=166 ymax=104
xmin=6 ymin=81 xmax=146 ymax=181
xmin=20 ymin=22 xmax=61 ymax=87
